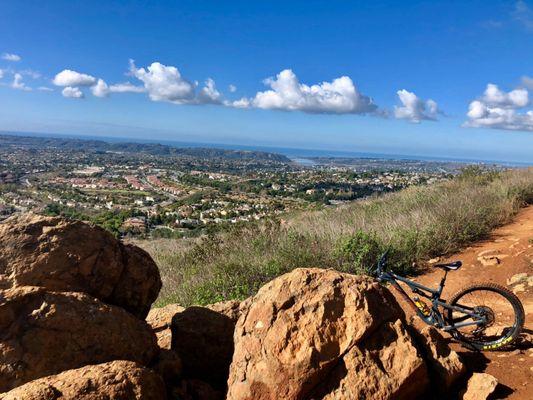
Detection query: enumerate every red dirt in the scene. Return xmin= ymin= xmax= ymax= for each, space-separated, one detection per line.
xmin=395 ymin=206 xmax=533 ymax=399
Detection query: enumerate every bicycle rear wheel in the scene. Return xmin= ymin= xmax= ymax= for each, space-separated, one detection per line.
xmin=446 ymin=282 xmax=524 ymax=351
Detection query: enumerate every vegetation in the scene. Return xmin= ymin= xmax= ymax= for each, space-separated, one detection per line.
xmin=139 ymin=167 xmax=533 ymax=307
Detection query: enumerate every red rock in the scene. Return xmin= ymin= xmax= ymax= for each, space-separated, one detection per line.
xmin=0 ymin=361 xmax=166 ymax=400
xmin=0 ymin=286 xmax=158 ymax=392
xmin=0 ymin=214 xmax=161 ymax=318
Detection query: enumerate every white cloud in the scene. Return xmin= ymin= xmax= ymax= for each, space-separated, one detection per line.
xmin=91 ymin=79 xmax=109 ymax=97
xmin=109 ymin=82 xmax=146 ymax=93
xmin=12 ymin=73 xmax=31 ymax=91
xmin=38 ymin=86 xmax=54 ymax=92
xmin=53 ymin=69 xmax=97 ymax=87
xmin=228 ymin=84 xmax=237 ymax=93
xmin=62 ymin=86 xmax=84 ymax=98
xmin=129 ymin=60 xmax=196 ymax=103
xmin=234 ymin=69 xmax=376 ymax=114
xmin=198 ymin=78 xmax=222 ymax=104
xmin=0 ymin=69 xmax=3 ymax=79
xmin=464 ymin=83 xmax=533 ymax=132
xmin=2 ymin=53 xmax=21 ymax=62
xmin=20 ymin=69 xmax=41 ymax=79
xmin=481 ymin=83 xmax=528 ymax=108
xmin=129 ymin=60 xmax=224 ymax=105
xmin=230 ymin=97 xmax=251 ymax=108
xmin=394 ymin=89 xmax=439 ymax=123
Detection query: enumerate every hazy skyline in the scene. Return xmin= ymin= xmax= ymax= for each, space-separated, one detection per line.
xmin=1 ymin=1 xmax=533 ymax=162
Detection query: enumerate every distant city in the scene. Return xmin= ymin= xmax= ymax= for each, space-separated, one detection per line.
xmin=0 ymin=132 xmax=519 ymax=238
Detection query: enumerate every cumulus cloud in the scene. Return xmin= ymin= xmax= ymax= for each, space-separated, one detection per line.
xmin=480 ymin=83 xmax=528 ymax=108
xmin=234 ymin=69 xmax=377 ymax=114
xmin=109 ymin=82 xmax=146 ymax=93
xmin=197 ymin=78 xmax=222 ymax=103
xmin=129 ymin=60 xmax=224 ymax=105
xmin=12 ymin=73 xmax=31 ymax=91
xmin=129 ymin=60 xmax=196 ymax=103
xmin=53 ymin=69 xmax=97 ymax=87
xmin=394 ymin=89 xmax=439 ymax=123
xmin=91 ymin=79 xmax=109 ymax=97
xmin=2 ymin=53 xmax=21 ymax=62
xmin=62 ymin=86 xmax=84 ymax=98
xmin=228 ymin=84 xmax=237 ymax=93
xmin=464 ymin=83 xmax=533 ymax=132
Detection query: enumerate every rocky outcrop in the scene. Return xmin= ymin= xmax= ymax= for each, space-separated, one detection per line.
xmin=0 ymin=361 xmax=166 ymax=400
xmin=0 ymin=286 xmax=158 ymax=392
xmin=0 ymin=214 xmax=161 ymax=318
xmin=227 ymin=268 xmax=464 ymax=400
xmin=171 ymin=299 xmax=249 ymax=390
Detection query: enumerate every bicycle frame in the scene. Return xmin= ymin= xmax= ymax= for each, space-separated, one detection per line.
xmin=377 ymin=269 xmax=487 ymax=331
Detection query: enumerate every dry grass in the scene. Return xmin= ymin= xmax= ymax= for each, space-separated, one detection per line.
xmin=137 ymin=167 xmax=533 ymax=307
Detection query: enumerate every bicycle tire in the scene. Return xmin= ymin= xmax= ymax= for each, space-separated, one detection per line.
xmin=446 ymin=282 xmax=524 ymax=351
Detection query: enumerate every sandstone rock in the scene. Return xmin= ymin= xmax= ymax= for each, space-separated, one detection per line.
xmin=507 ymin=272 xmax=528 ymax=286
xmin=147 ymin=304 xmax=185 ymax=349
xmin=207 ymin=299 xmax=251 ymax=324
xmin=171 ymin=300 xmax=248 ymax=390
xmin=461 ymin=373 xmax=498 ymax=400
xmin=0 ymin=286 xmax=158 ymax=392
xmin=227 ymin=268 xmax=431 ymax=400
xmin=0 ymin=214 xmax=161 ymax=318
xmin=0 ymin=361 xmax=166 ymax=400
xmin=512 ymin=283 xmax=526 ymax=294
xmin=477 ymin=255 xmax=500 ymax=266
xmin=415 ymin=326 xmax=465 ymax=389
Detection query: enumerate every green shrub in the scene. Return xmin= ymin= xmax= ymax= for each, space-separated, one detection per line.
xmin=335 ymin=230 xmax=384 ymax=274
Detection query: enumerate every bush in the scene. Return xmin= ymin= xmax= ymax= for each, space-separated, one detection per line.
xmin=335 ymin=230 xmax=384 ymax=274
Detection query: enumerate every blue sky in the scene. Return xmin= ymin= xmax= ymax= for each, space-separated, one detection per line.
xmin=1 ymin=1 xmax=533 ymax=162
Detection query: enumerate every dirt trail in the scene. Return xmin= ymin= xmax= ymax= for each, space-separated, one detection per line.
xmin=407 ymin=206 xmax=533 ymax=399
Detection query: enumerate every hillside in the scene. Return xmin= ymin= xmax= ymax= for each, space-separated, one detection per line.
xmin=0 ymin=133 xmax=291 ymax=162
xmin=140 ymin=167 xmax=533 ymax=307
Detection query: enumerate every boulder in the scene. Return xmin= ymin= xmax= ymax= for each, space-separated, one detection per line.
xmin=0 ymin=214 xmax=161 ymax=318
xmin=171 ymin=299 xmax=249 ymax=390
xmin=415 ymin=326 xmax=465 ymax=390
xmin=146 ymin=304 xmax=185 ymax=387
xmin=461 ymin=373 xmax=498 ymax=400
xmin=0 ymin=286 xmax=158 ymax=392
xmin=0 ymin=361 xmax=166 ymax=400
xmin=147 ymin=303 xmax=185 ymax=349
xmin=227 ymin=268 xmax=432 ymax=400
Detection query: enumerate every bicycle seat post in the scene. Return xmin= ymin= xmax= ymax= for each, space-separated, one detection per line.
xmin=438 ymin=270 xmax=448 ymax=296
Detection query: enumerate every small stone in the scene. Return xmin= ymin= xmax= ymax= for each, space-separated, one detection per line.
xmin=428 ymin=257 xmax=440 ymax=264
xmin=507 ymin=273 xmax=528 ymax=286
xmin=512 ymin=284 xmax=526 ymax=294
xmin=477 ymin=255 xmax=500 ymax=266
xmin=461 ymin=373 xmax=498 ymax=400
xmin=528 ymin=276 xmax=533 ymax=287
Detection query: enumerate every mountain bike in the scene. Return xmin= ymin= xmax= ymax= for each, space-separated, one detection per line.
xmin=375 ymin=252 xmax=525 ymax=351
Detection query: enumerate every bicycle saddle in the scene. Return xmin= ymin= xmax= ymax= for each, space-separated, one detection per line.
xmin=434 ymin=261 xmax=462 ymax=270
